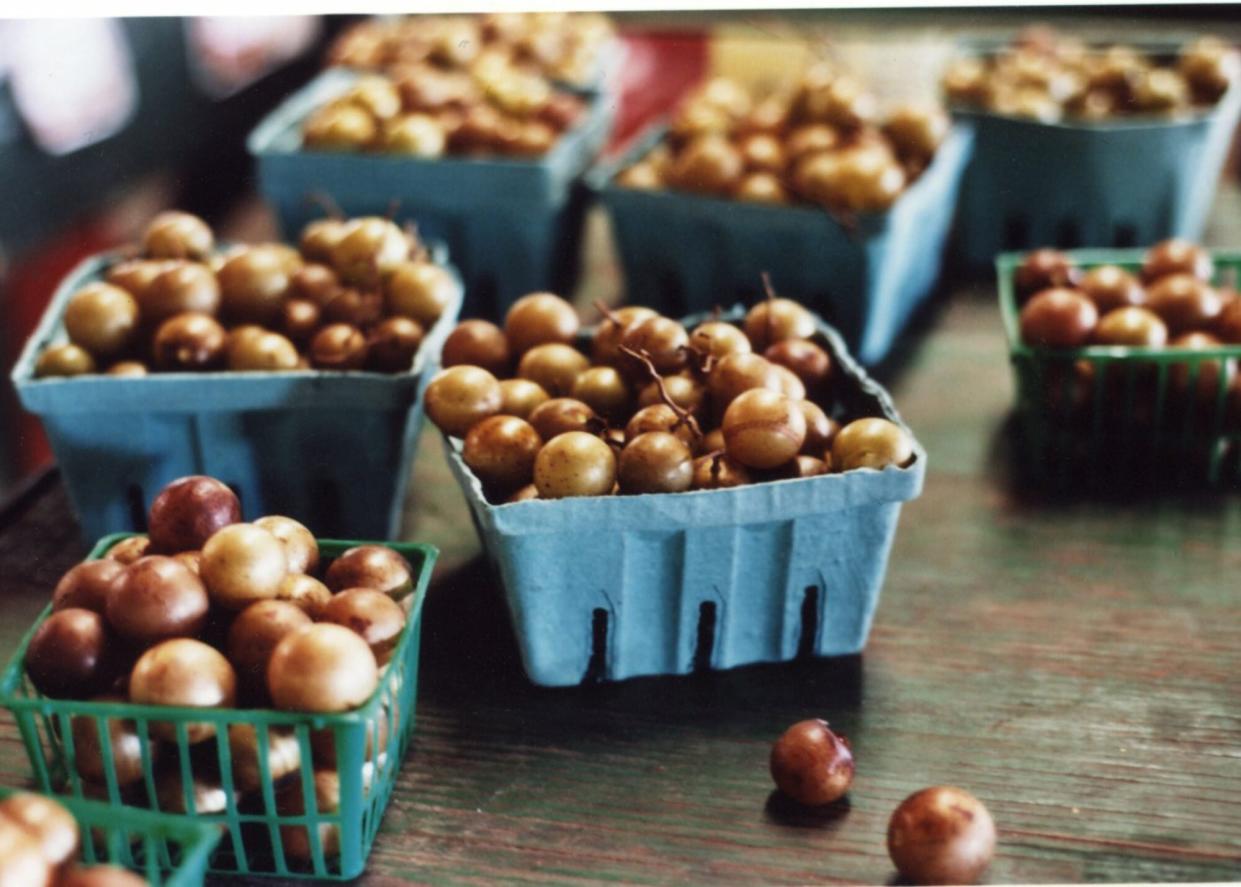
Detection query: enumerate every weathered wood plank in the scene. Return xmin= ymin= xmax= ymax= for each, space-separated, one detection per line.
xmin=1 ymin=293 xmax=1239 ymax=884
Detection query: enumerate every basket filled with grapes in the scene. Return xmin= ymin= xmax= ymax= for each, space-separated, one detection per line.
xmin=424 ymin=289 xmax=924 ymax=686
xmin=0 ymin=476 xmax=436 ymax=880
xmin=11 ymin=211 xmax=462 ymax=542
xmin=1002 ymin=239 xmax=1241 ymax=488
xmin=590 ymin=68 xmax=974 ymax=365
xmin=248 ymin=62 xmax=614 ymax=316
xmin=945 ymin=30 xmax=1241 ymax=269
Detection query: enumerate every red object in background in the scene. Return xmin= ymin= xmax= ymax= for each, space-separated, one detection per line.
xmin=4 ymin=221 xmax=122 ymax=475
xmin=608 ymin=31 xmax=709 ymax=155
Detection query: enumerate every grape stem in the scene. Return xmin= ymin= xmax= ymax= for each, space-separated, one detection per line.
xmin=761 ymin=271 xmax=778 ymax=302
xmin=404 ymin=220 xmax=429 ymax=262
xmin=599 ymin=426 xmax=625 ymax=453
xmin=761 ymin=271 xmax=777 ymax=346
xmin=593 ymin=300 xmax=623 ymax=325
xmin=680 ymin=342 xmax=716 ymax=378
xmin=308 ymin=191 xmax=345 ymax=220
xmin=619 ymin=345 xmax=703 ymax=440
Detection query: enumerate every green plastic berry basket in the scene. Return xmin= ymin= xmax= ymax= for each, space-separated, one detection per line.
xmin=999 ymin=248 xmax=1241 ymax=489
xmin=0 ymin=786 xmax=221 ymax=887
xmin=0 ymin=535 xmax=437 ymax=881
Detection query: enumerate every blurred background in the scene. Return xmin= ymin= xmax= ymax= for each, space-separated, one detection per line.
xmin=3 ymin=5 xmax=1240 ymax=501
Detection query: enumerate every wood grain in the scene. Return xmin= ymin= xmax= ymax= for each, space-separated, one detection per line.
xmin=1 ymin=290 xmax=1239 ymax=884
xmin=10 ymin=39 xmax=1241 ymax=871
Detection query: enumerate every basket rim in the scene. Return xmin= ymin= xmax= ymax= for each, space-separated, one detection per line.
xmin=586 ymin=119 xmax=974 ymax=225
xmin=445 ymin=304 xmax=926 ymax=520
xmin=948 ymin=99 xmax=1236 ymax=132
xmin=0 ymin=535 xmax=438 ymax=727
xmin=998 ymin=248 xmax=1241 ymax=361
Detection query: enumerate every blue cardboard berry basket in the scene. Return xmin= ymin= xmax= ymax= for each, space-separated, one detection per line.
xmin=951 ymin=45 xmax=1241 ymax=271
xmin=248 ymin=68 xmax=616 ymax=318
xmin=441 ymin=309 xmax=925 ymax=686
xmin=588 ymin=124 xmax=975 ymax=366
xmin=10 ymin=253 xmax=462 ymax=543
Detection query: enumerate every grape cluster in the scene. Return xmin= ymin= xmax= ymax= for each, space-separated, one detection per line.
xmin=425 ymin=288 xmax=916 ymax=503
xmin=302 ymin=62 xmax=585 ymax=159
xmin=615 ymin=69 xmax=950 ymax=213
xmin=1016 ymin=239 xmax=1241 ymax=419
xmin=33 ymin=211 xmax=454 ymax=379
xmin=944 ymin=30 xmax=1238 ymax=121
xmin=328 ymin=12 xmax=615 ymax=88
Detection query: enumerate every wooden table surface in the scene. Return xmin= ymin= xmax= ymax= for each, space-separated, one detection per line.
xmin=2 ymin=273 xmax=1240 ymax=883
xmin=6 ymin=9 xmax=1241 ymax=881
